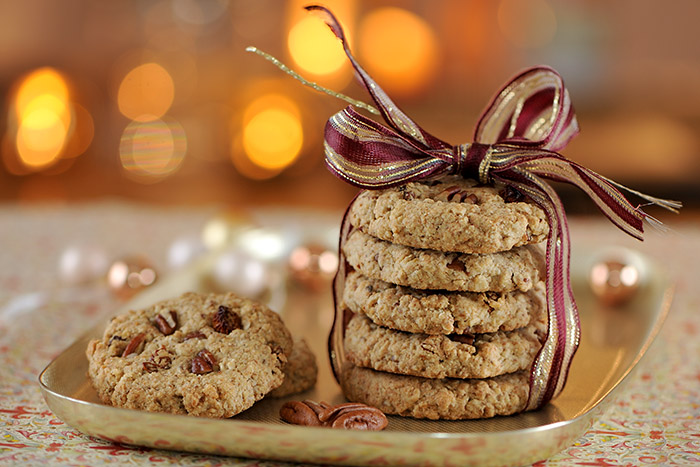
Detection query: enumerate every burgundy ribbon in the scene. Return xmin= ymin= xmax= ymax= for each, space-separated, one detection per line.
xmin=308 ymin=5 xmax=680 ymax=410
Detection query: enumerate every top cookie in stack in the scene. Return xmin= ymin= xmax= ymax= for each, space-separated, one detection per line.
xmin=337 ymin=175 xmax=550 ymax=420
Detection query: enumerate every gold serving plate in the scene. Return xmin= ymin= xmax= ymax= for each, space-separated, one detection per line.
xmin=39 ymin=245 xmax=673 ymax=467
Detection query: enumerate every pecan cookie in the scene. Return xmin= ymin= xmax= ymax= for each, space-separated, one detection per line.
xmin=343 ymin=271 xmax=545 ymax=335
xmin=344 ymin=312 xmax=545 ymax=379
xmin=268 ymin=338 xmax=318 ymax=398
xmin=342 ymin=230 xmax=544 ymax=293
xmin=340 ymin=364 xmax=530 ymax=420
xmin=86 ymin=292 xmax=293 ymax=418
xmin=349 ymin=176 xmax=548 ymax=254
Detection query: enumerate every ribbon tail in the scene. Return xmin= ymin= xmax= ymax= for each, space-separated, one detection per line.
xmin=305 ymin=5 xmax=451 ymax=151
xmin=495 ymin=171 xmax=580 ymax=408
xmin=491 ymin=148 xmax=679 ymax=241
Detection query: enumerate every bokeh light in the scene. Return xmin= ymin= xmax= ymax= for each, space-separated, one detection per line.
xmin=497 ymin=0 xmax=557 ymax=49
xmin=358 ymin=7 xmax=438 ymax=96
xmin=119 ymin=118 xmax=187 ymax=181
xmin=118 ymin=62 xmax=175 ymax=121
xmin=288 ymin=16 xmax=346 ymax=76
xmin=12 ymin=68 xmax=72 ymax=170
xmin=240 ymin=94 xmax=303 ymax=172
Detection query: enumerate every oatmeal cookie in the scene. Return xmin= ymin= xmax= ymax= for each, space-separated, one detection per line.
xmin=349 ymin=176 xmax=548 ymax=254
xmin=344 ymin=313 xmax=545 ymax=379
xmin=268 ymin=338 xmax=318 ymax=398
xmin=342 ymin=230 xmax=544 ymax=293
xmin=340 ymin=364 xmax=530 ymax=420
xmin=86 ymin=292 xmax=292 ymax=418
xmin=343 ymin=272 xmax=545 ymax=335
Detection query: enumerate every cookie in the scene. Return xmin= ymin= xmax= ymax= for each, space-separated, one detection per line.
xmin=344 ymin=312 xmax=545 ymax=379
xmin=268 ymin=338 xmax=318 ymax=398
xmin=86 ymin=292 xmax=293 ymax=418
xmin=342 ymin=230 xmax=544 ymax=293
xmin=349 ymin=176 xmax=548 ymax=254
xmin=340 ymin=364 xmax=529 ymax=420
xmin=343 ymin=271 xmax=545 ymax=335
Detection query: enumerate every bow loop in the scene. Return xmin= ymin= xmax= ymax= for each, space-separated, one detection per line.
xmin=475 ymin=66 xmax=579 ymax=151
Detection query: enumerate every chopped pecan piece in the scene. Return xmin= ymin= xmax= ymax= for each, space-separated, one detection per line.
xmin=183 ymin=331 xmax=206 ymax=341
xmin=447 ymin=257 xmax=466 ymax=272
xmin=190 ymin=348 xmax=218 ymax=374
xmin=121 ymin=333 xmax=146 ymax=357
xmin=500 ymin=185 xmax=525 ymax=203
xmin=449 ymin=333 xmax=476 ymax=345
xmin=154 ymin=310 xmax=178 ymax=335
xmin=212 ymin=305 xmax=242 ymax=334
xmin=143 ymin=346 xmax=172 ymax=373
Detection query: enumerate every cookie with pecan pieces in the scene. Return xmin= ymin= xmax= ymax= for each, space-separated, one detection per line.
xmin=340 ymin=363 xmax=530 ymax=420
xmin=343 ymin=230 xmax=544 ymax=293
xmin=86 ymin=292 xmax=292 ymax=418
xmin=349 ymin=175 xmax=549 ymax=254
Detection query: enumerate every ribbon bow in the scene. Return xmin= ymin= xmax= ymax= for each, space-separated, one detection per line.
xmin=306 ymin=6 xmax=681 ymax=410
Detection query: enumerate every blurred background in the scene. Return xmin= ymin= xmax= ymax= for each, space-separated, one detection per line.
xmin=1 ymin=0 xmax=698 ymax=214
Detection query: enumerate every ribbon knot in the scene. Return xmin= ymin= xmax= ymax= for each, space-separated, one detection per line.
xmin=302 ymin=5 xmax=681 ymax=411
xmin=451 ymin=142 xmax=495 ymax=184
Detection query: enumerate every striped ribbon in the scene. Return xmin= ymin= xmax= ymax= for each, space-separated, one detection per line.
xmin=307 ymin=5 xmax=680 ymax=409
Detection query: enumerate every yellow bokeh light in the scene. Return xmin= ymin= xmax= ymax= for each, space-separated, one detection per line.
xmin=358 ymin=8 xmax=439 ymax=96
xmin=13 ymin=68 xmax=72 ymax=169
xmin=118 ymin=63 xmax=175 ymax=122
xmin=242 ymin=96 xmax=303 ymax=171
xmin=288 ymin=16 xmax=347 ymax=76
xmin=119 ymin=118 xmax=187 ymax=181
xmin=16 ymin=109 xmax=68 ymax=168
xmin=15 ymin=68 xmax=69 ymax=120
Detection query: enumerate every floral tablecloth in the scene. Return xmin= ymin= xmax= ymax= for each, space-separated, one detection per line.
xmin=1 ymin=202 xmax=699 ymax=466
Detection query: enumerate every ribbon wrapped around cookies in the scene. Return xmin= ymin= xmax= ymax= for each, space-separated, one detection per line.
xmin=298 ymin=6 xmax=681 ymax=411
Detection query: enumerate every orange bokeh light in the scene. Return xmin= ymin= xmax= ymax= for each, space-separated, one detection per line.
xmin=358 ymin=8 xmax=439 ymax=96
xmin=118 ymin=63 xmax=175 ymax=122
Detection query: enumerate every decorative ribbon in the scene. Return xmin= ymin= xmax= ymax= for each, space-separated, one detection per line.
xmin=304 ymin=5 xmax=681 ymax=410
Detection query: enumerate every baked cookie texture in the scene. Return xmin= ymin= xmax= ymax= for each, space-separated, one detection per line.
xmin=344 ymin=311 xmax=545 ymax=380
xmin=340 ymin=364 xmax=530 ymax=420
xmin=348 ymin=176 xmax=549 ymax=254
xmin=343 ymin=271 xmax=545 ymax=335
xmin=268 ymin=338 xmax=318 ymax=398
xmin=87 ymin=292 xmax=298 ymax=418
xmin=343 ymin=229 xmax=544 ymax=293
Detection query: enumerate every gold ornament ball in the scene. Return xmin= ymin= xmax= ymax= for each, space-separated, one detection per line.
xmin=108 ymin=256 xmax=158 ymax=299
xmin=288 ymin=244 xmax=338 ymax=291
xmin=589 ymin=260 xmax=639 ymax=307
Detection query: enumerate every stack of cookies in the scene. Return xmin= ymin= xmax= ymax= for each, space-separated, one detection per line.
xmin=87 ymin=292 xmax=317 ymax=418
xmin=337 ymin=175 xmax=550 ymax=420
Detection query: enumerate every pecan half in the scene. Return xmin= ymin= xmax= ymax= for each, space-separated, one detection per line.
xmin=327 ymin=405 xmax=388 ymax=430
xmin=154 ymin=310 xmax=178 ymax=335
xmin=280 ymin=400 xmax=387 ymax=431
xmin=212 ymin=305 xmax=242 ymax=334
xmin=279 ymin=401 xmax=322 ymax=426
xmin=121 ymin=333 xmax=146 ymax=357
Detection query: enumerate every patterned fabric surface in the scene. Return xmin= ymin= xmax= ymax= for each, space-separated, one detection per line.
xmin=1 ymin=202 xmax=698 ymax=466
